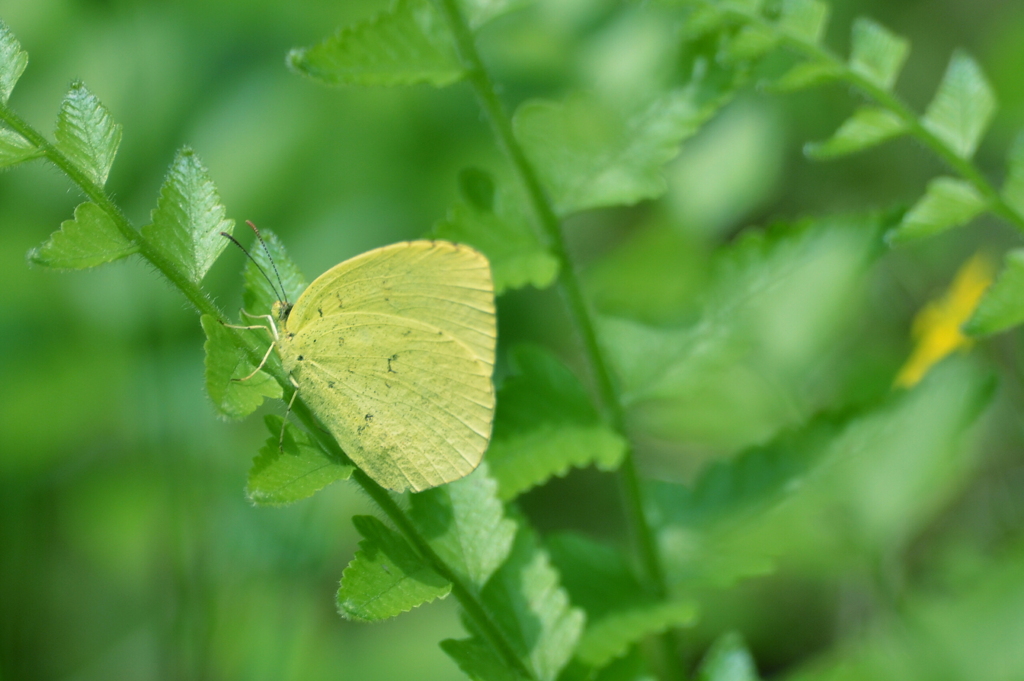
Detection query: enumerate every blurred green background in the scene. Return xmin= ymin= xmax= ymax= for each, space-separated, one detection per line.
xmin=3 ymin=0 xmax=1024 ymax=679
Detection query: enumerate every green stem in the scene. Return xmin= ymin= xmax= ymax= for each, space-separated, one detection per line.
xmin=432 ymin=0 xmax=678 ymax=676
xmin=0 ymin=99 xmax=535 ymax=680
xmin=708 ymin=1 xmax=1024 ymax=234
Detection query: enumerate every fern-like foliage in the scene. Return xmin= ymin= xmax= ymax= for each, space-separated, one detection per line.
xmin=486 ymin=346 xmax=627 ymax=500
xmin=143 ymin=147 xmax=234 ymax=283
xmin=338 ymin=515 xmax=453 ymax=621
xmin=247 ymin=415 xmax=354 ymax=506
xmin=671 ymin=0 xmax=1024 ymax=335
xmin=28 ymin=201 xmax=138 ymax=269
xmin=202 ymin=314 xmax=282 ymax=419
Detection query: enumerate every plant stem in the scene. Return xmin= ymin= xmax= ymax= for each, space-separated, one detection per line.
xmin=432 ymin=1 xmax=678 ymax=676
xmin=707 ymin=0 xmax=1024 ymax=235
xmin=0 ymin=100 xmax=536 ymax=680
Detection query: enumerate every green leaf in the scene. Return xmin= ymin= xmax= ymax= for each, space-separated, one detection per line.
xmin=432 ymin=168 xmax=558 ymax=293
xmin=409 ymin=462 xmax=516 ymax=591
xmin=547 ymin=535 xmax=698 ymax=671
xmin=694 ymin=633 xmax=760 ymax=681
xmin=1001 ymin=133 xmax=1024 ymax=215
xmin=547 ymin=534 xmax=645 ymax=620
xmin=647 ymin=415 xmax=840 ymax=531
xmin=514 ymin=89 xmax=725 ymax=215
xmin=964 ymin=249 xmax=1024 ymax=336
xmin=848 ymin=17 xmax=909 ymax=92
xmin=767 ymin=60 xmax=841 ymax=93
xmin=338 ymin=515 xmax=452 ymax=621
xmin=805 ymin=107 xmax=907 ymax=159
xmin=480 ymin=524 xmax=585 ymax=681
xmin=576 ymin=601 xmax=698 ymax=669
xmin=53 ymin=82 xmax=122 ymax=187
xmin=241 ymin=228 xmax=308 ymax=317
xmin=601 ymin=215 xmax=882 ymax=450
xmin=27 ymin=202 xmax=137 ymax=269
xmin=201 ymin=314 xmax=282 ymax=419
xmin=459 ymin=0 xmax=530 ymax=29
xmin=287 ymin=0 xmax=463 ymax=88
xmin=777 ymin=0 xmax=829 ymax=44
xmin=143 ymin=147 xmax=234 ymax=283
xmin=247 ymin=415 xmax=353 ymax=506
xmin=660 ymin=360 xmax=992 ymax=583
xmin=721 ymin=0 xmax=763 ymax=12
xmin=922 ymin=50 xmax=997 ymax=159
xmin=0 ymin=20 xmax=28 ymax=103
xmin=486 ymin=346 xmax=627 ymax=500
xmin=441 ymin=638 xmax=530 ymax=681
xmin=721 ymin=25 xmax=778 ymax=63
xmin=0 ymin=127 xmax=42 ymax=169
xmin=886 ymin=177 xmax=988 ymax=245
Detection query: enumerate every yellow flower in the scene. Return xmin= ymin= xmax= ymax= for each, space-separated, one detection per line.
xmin=894 ymin=253 xmax=995 ymax=388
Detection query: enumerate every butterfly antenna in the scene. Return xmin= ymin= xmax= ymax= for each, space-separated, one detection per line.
xmin=247 ymin=221 xmax=290 ymax=308
xmin=220 ymin=231 xmax=286 ymax=304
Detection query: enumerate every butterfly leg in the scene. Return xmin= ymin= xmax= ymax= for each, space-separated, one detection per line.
xmin=240 ymin=310 xmax=279 ymax=340
xmin=279 ymin=375 xmax=300 ymax=451
xmin=231 ymin=341 xmax=277 ymax=382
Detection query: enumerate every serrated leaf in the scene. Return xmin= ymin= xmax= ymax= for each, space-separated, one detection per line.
xmin=922 ymin=50 xmax=996 ymax=159
xmin=441 ymin=638 xmax=530 ymax=681
xmin=964 ymin=250 xmax=1024 ymax=336
xmin=0 ymin=127 xmax=42 ymax=168
xmin=338 ymin=515 xmax=452 ymax=621
xmin=27 ymin=201 xmax=137 ymax=269
xmin=546 ymin=533 xmax=698 ymax=672
xmin=432 ymin=168 xmax=558 ymax=293
xmin=481 ymin=524 xmax=585 ymax=681
xmin=241 ymin=228 xmax=308 ymax=317
xmin=486 ymin=346 xmax=627 ymax=500
xmin=887 ymin=177 xmax=988 ymax=245
xmin=247 ymin=415 xmax=353 ymax=506
xmin=767 ymin=60 xmax=841 ymax=92
xmin=805 ymin=107 xmax=907 ymax=159
xmin=201 ymin=314 xmax=282 ymax=419
xmin=576 ymin=601 xmax=698 ymax=669
xmin=848 ymin=17 xmax=909 ymax=92
xmin=1000 ymin=133 xmax=1024 ymax=215
xmin=0 ymin=20 xmax=28 ymax=104
xmin=777 ymin=0 xmax=829 ymax=44
xmin=53 ymin=82 xmax=122 ymax=187
xmin=600 ymin=215 xmax=882 ymax=450
xmin=514 ymin=89 xmax=725 ymax=215
xmin=695 ymin=633 xmax=760 ymax=681
xmin=287 ymin=0 xmax=463 ymax=88
xmin=408 ymin=462 xmax=516 ymax=591
xmin=143 ymin=148 xmax=234 ymax=283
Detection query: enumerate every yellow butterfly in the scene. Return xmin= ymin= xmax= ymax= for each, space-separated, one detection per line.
xmin=236 ymin=234 xmax=496 ymax=492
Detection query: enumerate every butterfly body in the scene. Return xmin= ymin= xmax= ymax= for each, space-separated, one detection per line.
xmin=274 ymin=240 xmax=496 ymax=492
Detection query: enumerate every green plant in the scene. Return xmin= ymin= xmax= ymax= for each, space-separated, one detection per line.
xmin=4 ymin=0 xmax=1024 ymax=680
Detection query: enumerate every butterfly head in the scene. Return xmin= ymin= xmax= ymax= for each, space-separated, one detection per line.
xmin=271 ymin=300 xmax=293 ymax=323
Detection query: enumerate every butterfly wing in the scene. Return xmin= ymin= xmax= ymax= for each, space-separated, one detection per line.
xmin=282 ymin=241 xmax=496 ymax=492
xmin=288 ymin=240 xmax=495 ymax=367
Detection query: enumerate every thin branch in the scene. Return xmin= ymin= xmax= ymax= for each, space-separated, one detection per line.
xmin=702 ymin=0 xmax=1024 ymax=234
xmin=0 ymin=99 xmax=536 ymax=681
xmin=431 ymin=1 xmax=678 ymax=678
